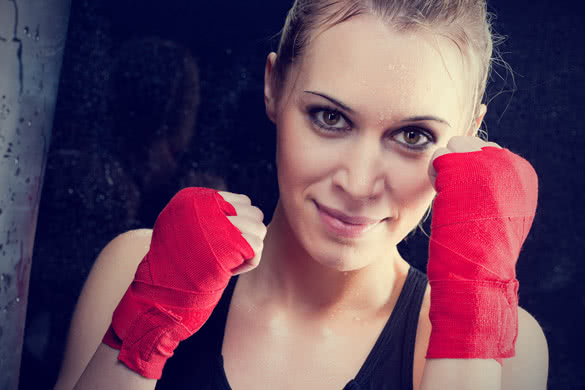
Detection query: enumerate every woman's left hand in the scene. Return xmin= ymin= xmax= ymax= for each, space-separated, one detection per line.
xmin=428 ymin=135 xmax=503 ymax=189
xmin=424 ymin=135 xmax=539 ymax=361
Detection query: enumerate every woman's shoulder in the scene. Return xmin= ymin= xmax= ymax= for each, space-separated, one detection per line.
xmin=501 ymin=306 xmax=549 ymax=389
xmin=87 ymin=228 xmax=153 ymax=288
xmin=411 ymin=274 xmax=548 ymax=390
xmin=97 ymin=228 xmax=153 ymax=266
xmin=54 ymin=229 xmax=153 ymax=390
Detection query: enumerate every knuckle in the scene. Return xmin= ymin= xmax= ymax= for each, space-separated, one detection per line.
xmin=446 ymin=136 xmax=464 ymax=150
xmin=220 ymin=191 xmax=251 ymax=205
xmin=245 ymin=234 xmax=262 ymax=249
xmin=248 ymin=254 xmax=262 ymax=267
xmin=260 ymin=222 xmax=268 ymax=234
xmin=431 ymin=147 xmax=449 ymax=161
xmin=252 ymin=206 xmax=265 ymax=221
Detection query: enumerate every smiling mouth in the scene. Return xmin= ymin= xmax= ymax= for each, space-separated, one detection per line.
xmin=314 ymin=201 xmax=383 ymax=238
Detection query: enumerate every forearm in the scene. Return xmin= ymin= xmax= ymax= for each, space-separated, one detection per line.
xmin=420 ymin=359 xmax=501 ymax=390
xmin=72 ymin=343 xmax=157 ymax=390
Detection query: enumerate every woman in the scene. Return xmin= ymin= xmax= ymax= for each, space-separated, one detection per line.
xmin=55 ymin=0 xmax=549 ymax=389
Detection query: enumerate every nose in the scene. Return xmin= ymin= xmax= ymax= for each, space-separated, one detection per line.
xmin=331 ymin=137 xmax=387 ymax=201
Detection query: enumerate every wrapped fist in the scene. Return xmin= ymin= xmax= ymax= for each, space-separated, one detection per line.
xmin=103 ymin=188 xmax=266 ymax=378
xmin=426 ymin=137 xmax=538 ymax=361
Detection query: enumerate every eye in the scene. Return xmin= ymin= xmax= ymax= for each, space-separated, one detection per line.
xmin=308 ymin=106 xmax=351 ymax=132
xmin=392 ymin=128 xmax=435 ymax=151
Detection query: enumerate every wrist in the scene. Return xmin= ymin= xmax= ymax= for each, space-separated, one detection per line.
xmin=426 ymin=279 xmax=519 ymax=360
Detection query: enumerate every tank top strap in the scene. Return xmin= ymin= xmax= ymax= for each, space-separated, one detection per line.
xmin=397 ymin=267 xmax=428 ymax=388
xmin=351 ymin=266 xmax=428 ymax=389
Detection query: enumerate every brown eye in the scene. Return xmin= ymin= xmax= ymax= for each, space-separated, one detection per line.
xmin=390 ymin=128 xmax=434 ymax=151
xmin=323 ymin=110 xmax=341 ymax=126
xmin=404 ymin=130 xmax=421 ymax=145
xmin=308 ymin=106 xmax=351 ymax=132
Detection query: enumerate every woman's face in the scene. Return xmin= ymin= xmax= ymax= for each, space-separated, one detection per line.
xmin=266 ymin=14 xmax=478 ymax=271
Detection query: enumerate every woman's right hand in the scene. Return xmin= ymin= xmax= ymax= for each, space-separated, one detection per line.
xmin=218 ymin=191 xmax=267 ymax=275
xmin=102 ymin=187 xmax=266 ymax=379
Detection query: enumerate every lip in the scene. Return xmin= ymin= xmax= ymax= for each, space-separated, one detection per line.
xmin=314 ymin=201 xmax=382 ymax=238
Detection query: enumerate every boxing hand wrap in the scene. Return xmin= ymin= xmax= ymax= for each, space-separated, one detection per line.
xmin=426 ymin=147 xmax=538 ymax=362
xmin=102 ymin=188 xmax=255 ymax=379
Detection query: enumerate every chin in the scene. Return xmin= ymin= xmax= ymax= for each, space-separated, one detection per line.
xmin=303 ymin=232 xmax=384 ymax=272
xmin=312 ymin=252 xmax=367 ymax=272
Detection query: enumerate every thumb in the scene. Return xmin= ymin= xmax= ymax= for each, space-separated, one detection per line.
xmin=428 ymin=147 xmax=451 ymax=189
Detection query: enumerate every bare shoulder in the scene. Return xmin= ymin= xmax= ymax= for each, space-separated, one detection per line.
xmin=54 ymin=229 xmax=152 ymax=390
xmin=411 ymin=291 xmax=548 ymax=390
xmin=95 ymin=228 xmax=153 ymax=271
xmin=83 ymin=228 xmax=153 ymax=300
xmin=501 ymin=306 xmax=549 ymax=389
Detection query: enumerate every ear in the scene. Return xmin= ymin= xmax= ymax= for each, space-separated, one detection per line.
xmin=466 ymin=103 xmax=487 ymax=137
xmin=264 ymin=52 xmax=278 ymax=124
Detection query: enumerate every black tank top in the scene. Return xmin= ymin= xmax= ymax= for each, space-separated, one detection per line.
xmin=156 ymin=266 xmax=428 ymax=390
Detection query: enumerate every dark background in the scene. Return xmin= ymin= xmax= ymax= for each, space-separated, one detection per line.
xmin=19 ymin=0 xmax=584 ymax=388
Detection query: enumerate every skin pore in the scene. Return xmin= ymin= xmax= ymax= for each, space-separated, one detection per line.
xmin=241 ymin=13 xmax=485 ymax=320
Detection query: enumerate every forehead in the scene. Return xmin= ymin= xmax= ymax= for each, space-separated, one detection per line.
xmin=293 ymin=14 xmax=472 ymax=128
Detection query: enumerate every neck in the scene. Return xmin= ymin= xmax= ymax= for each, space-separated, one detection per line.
xmin=248 ymin=201 xmax=409 ymax=317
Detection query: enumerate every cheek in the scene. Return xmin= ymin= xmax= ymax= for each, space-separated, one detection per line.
xmin=276 ymin=111 xmax=336 ymax=191
xmin=389 ymin=155 xmax=436 ymax=215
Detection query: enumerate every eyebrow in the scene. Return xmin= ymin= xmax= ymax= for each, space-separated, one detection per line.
xmin=303 ymin=90 xmax=451 ymax=128
xmin=401 ymin=116 xmax=451 ymax=128
xmin=303 ymin=90 xmax=355 ymax=113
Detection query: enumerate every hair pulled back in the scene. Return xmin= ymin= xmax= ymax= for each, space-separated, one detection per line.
xmin=272 ymin=0 xmax=502 ymax=129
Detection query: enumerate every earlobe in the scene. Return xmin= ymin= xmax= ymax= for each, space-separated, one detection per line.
xmin=264 ymin=52 xmax=278 ymax=123
xmin=467 ymin=104 xmax=488 ymax=137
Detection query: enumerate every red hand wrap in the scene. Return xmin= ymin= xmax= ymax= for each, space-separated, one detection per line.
xmin=102 ymin=187 xmax=255 ymax=379
xmin=426 ymin=147 xmax=538 ymax=361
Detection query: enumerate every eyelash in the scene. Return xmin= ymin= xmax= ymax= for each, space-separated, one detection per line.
xmin=307 ymin=105 xmax=436 ymax=151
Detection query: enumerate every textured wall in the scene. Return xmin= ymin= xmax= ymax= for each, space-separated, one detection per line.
xmin=19 ymin=0 xmax=584 ymax=388
xmin=0 ymin=1 xmax=70 ymax=389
